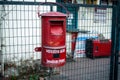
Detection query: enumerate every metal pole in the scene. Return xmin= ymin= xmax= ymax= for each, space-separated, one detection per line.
xmin=109 ymin=5 xmax=117 ymax=80
xmin=114 ymin=0 xmax=120 ymax=80
xmin=109 ymin=0 xmax=119 ymax=80
xmin=110 ymin=0 xmax=120 ymax=80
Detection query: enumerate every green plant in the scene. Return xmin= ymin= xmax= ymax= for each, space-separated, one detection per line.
xmin=29 ymin=74 xmax=39 ymax=80
xmin=11 ymin=76 xmax=17 ymax=80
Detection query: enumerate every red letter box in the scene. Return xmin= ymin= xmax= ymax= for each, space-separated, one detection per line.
xmin=37 ymin=12 xmax=67 ymax=67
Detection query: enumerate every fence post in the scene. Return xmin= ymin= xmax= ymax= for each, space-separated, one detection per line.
xmin=114 ymin=0 xmax=120 ymax=80
xmin=110 ymin=0 xmax=120 ymax=80
xmin=109 ymin=5 xmax=117 ymax=80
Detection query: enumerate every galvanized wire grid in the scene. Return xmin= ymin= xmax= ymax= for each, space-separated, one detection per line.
xmin=0 ymin=2 xmax=113 ymax=80
xmin=0 ymin=5 xmax=42 ymax=79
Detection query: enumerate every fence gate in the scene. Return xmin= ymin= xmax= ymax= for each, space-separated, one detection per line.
xmin=0 ymin=0 xmax=119 ymax=80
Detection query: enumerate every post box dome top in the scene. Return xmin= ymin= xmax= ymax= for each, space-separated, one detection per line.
xmin=40 ymin=12 xmax=67 ymax=17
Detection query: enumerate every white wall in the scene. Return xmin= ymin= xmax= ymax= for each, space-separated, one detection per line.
xmin=0 ymin=5 xmax=6 ymax=63
xmin=0 ymin=5 xmax=2 ymax=51
xmin=78 ymin=7 xmax=112 ymax=39
xmin=1 ymin=2 xmax=57 ymax=63
xmin=1 ymin=5 xmax=39 ymax=62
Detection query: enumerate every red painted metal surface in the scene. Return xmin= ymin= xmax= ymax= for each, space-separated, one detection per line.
xmin=35 ymin=47 xmax=42 ymax=52
xmin=86 ymin=39 xmax=111 ymax=58
xmin=71 ymin=32 xmax=78 ymax=57
xmin=71 ymin=32 xmax=78 ymax=52
xmin=92 ymin=39 xmax=111 ymax=57
xmin=40 ymin=12 xmax=67 ymax=67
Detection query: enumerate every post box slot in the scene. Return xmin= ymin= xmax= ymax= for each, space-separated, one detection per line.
xmin=50 ymin=21 xmax=64 ymax=35
xmin=53 ymin=53 xmax=60 ymax=58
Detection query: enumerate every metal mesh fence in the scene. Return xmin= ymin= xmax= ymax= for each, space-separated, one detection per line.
xmin=0 ymin=2 xmax=113 ymax=80
xmin=119 ymin=50 xmax=120 ymax=80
